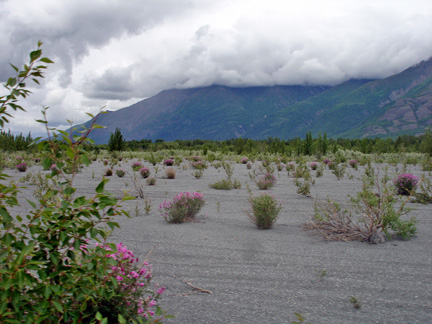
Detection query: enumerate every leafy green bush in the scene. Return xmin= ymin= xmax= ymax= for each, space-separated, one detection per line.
xmin=0 ymin=43 xmax=168 ymax=323
xmin=209 ymin=178 xmax=234 ymax=190
xmin=247 ymin=193 xmax=282 ymax=229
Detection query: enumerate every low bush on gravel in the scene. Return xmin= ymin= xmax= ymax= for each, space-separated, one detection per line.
xmin=247 ymin=192 xmax=282 ymax=229
xmin=132 ymin=161 xmax=143 ymax=171
xmin=140 ymin=166 xmax=151 ymax=178
xmin=309 ymin=171 xmax=417 ymax=243
xmin=256 ymin=172 xmax=276 ymax=190
xmin=393 ymin=173 xmax=419 ymax=195
xmin=165 ymin=167 xmax=176 ymax=179
xmin=116 ymin=168 xmax=126 ymax=177
xmin=160 ymin=192 xmax=205 ymax=223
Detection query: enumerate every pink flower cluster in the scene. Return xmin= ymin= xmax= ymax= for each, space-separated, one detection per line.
xmin=287 ymin=162 xmax=296 ymax=170
xmin=241 ymin=157 xmax=249 ymax=164
xmin=310 ymin=162 xmax=318 ymax=170
xmin=16 ymin=162 xmax=27 ymax=172
xmin=159 ymin=192 xmax=205 ymax=223
xmin=348 ymin=159 xmax=358 ymax=168
xmin=139 ymin=167 xmax=150 ymax=178
xmin=256 ymin=172 xmax=276 ymax=190
xmin=163 ymin=159 xmax=174 ymax=166
xmin=96 ymin=242 xmax=165 ymax=318
xmin=394 ymin=173 xmax=419 ymax=195
xmin=131 ymin=161 xmax=143 ymax=171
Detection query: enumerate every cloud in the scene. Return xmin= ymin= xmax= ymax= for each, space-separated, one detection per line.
xmin=1 ymin=0 xmax=432 ymax=136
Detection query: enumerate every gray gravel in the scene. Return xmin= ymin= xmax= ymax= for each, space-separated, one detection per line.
xmin=4 ymin=160 xmax=432 ymax=324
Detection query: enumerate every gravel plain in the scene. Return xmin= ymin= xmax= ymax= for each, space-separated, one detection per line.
xmin=4 ymin=160 xmax=432 ymax=324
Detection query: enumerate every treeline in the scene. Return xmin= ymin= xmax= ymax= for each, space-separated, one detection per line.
xmin=0 ymin=130 xmax=34 ymax=151
xmin=105 ymin=130 xmax=432 ymax=156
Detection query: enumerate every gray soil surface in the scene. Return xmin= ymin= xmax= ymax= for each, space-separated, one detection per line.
xmin=4 ymin=160 xmax=432 ymax=324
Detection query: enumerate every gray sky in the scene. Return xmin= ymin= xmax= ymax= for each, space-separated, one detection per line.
xmin=1 ymin=0 xmax=432 ymax=136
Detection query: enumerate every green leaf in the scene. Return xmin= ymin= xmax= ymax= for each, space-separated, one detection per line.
xmin=96 ymin=312 xmax=103 ymax=320
xmin=82 ymin=154 xmax=90 ymax=166
xmin=9 ymin=63 xmax=19 ymax=72
xmin=6 ymin=77 xmax=17 ymax=87
xmin=17 ymin=270 xmax=24 ymax=288
xmin=40 ymin=57 xmax=54 ymax=63
xmin=26 ymin=199 xmax=36 ymax=208
xmin=52 ymin=300 xmax=63 ymax=313
xmin=0 ymin=207 xmax=13 ymax=223
xmin=92 ymin=123 xmax=106 ymax=129
xmin=30 ymin=49 xmax=42 ymax=62
xmin=95 ymin=179 xmax=108 ymax=193
xmin=118 ymin=314 xmax=127 ymax=324
xmin=43 ymin=286 xmax=51 ymax=299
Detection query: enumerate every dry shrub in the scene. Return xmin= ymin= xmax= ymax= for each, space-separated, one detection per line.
xmin=306 ymin=173 xmax=417 ymax=243
xmin=165 ymin=168 xmax=176 ymax=179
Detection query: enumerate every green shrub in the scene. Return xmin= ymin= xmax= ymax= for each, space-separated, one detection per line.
xmin=0 ymin=43 xmax=168 ymax=323
xmin=247 ymin=193 xmax=282 ymax=229
xmin=209 ymin=179 xmax=233 ymax=190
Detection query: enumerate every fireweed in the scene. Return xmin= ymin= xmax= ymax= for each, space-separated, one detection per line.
xmin=286 ymin=162 xmax=295 ymax=171
xmin=241 ymin=157 xmax=249 ymax=164
xmin=310 ymin=162 xmax=318 ymax=170
xmin=163 ymin=158 xmax=174 ymax=166
xmin=139 ymin=167 xmax=151 ymax=178
xmin=83 ymin=242 xmax=166 ymax=321
xmin=277 ymin=163 xmax=286 ymax=171
xmin=191 ymin=160 xmax=207 ymax=170
xmin=256 ymin=172 xmax=276 ymax=190
xmin=132 ymin=161 xmax=143 ymax=171
xmin=116 ymin=168 xmax=126 ymax=177
xmin=0 ymin=44 xmax=169 ymax=323
xmin=16 ymin=162 xmax=27 ymax=172
xmin=160 ymin=192 xmax=205 ymax=223
xmin=394 ymin=173 xmax=419 ymax=195
xmin=348 ymin=159 xmax=358 ymax=169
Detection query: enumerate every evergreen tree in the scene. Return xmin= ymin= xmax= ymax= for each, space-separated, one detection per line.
xmin=108 ymin=127 xmax=125 ymax=151
xmin=322 ymin=132 xmax=328 ymax=155
xmin=303 ymin=131 xmax=313 ymax=155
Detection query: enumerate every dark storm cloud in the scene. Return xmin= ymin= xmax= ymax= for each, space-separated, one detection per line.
xmin=0 ymin=0 xmax=203 ymax=83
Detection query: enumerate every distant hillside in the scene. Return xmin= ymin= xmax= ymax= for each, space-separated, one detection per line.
xmin=76 ymin=57 xmax=432 ymax=143
xmin=78 ymin=85 xmax=329 ymax=143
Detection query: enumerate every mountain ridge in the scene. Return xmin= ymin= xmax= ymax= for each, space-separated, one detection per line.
xmin=76 ymin=57 xmax=432 ymax=144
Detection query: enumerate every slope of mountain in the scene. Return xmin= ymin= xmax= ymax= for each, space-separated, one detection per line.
xmin=76 ymin=57 xmax=432 ymax=143
xmin=257 ymin=57 xmax=432 ymax=139
xmin=80 ymin=85 xmax=329 ymax=143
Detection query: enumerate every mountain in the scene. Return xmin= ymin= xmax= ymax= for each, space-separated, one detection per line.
xmin=258 ymin=57 xmax=432 ymax=139
xmin=77 ymin=85 xmax=329 ymax=143
xmin=77 ymin=57 xmax=432 ymax=143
